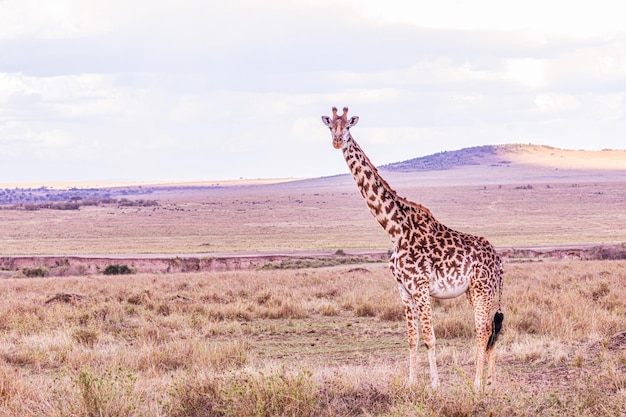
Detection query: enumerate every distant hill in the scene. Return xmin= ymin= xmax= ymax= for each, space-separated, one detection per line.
xmin=383 ymin=145 xmax=507 ymax=171
xmin=382 ymin=144 xmax=626 ymax=172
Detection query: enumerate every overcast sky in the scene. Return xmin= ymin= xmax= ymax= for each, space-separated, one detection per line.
xmin=1 ymin=0 xmax=625 ymax=184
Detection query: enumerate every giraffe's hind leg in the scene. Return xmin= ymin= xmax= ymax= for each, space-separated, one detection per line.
xmin=472 ymin=298 xmax=493 ymax=390
xmin=486 ymin=345 xmax=496 ymax=386
xmin=486 ymin=311 xmax=504 ymax=386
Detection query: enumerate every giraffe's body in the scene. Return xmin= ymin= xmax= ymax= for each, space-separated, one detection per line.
xmin=322 ymin=107 xmax=503 ymax=389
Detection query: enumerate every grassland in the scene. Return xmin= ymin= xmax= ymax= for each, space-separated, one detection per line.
xmin=1 ymin=148 xmax=626 ymax=415
xmin=1 ymin=179 xmax=625 ymax=255
xmin=0 ymin=260 xmax=624 ymax=416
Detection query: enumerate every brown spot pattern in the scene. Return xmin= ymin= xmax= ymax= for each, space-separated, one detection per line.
xmin=322 ymin=107 xmax=504 ymax=390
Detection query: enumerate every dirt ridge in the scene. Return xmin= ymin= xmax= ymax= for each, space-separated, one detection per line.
xmin=2 ymin=244 xmax=624 ymax=277
xmin=0 ymin=250 xmax=389 ymax=277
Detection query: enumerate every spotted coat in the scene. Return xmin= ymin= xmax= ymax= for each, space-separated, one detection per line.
xmin=322 ymin=107 xmax=504 ymax=390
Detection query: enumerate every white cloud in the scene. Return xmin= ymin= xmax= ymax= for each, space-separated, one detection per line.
xmin=590 ymin=93 xmax=626 ymax=122
xmin=0 ymin=0 xmax=625 ymax=183
xmin=334 ymin=0 xmax=625 ymax=38
xmin=503 ymin=59 xmax=548 ymax=89
xmin=0 ymin=0 xmax=116 ymax=40
xmin=534 ymin=93 xmax=581 ymax=113
xmin=550 ymin=36 xmax=626 ymax=90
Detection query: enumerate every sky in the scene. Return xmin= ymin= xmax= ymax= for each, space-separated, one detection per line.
xmin=1 ymin=0 xmax=625 ymax=184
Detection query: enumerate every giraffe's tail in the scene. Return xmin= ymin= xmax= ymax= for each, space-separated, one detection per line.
xmin=487 ymin=256 xmax=504 ymax=351
xmin=487 ymin=311 xmax=504 ymax=351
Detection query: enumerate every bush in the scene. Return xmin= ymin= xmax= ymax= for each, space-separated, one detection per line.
xmin=73 ymin=328 xmax=99 ymax=347
xmin=378 ymin=304 xmax=405 ymax=321
xmin=587 ymin=245 xmax=626 ymax=260
xmin=117 ymin=198 xmax=158 ymax=207
xmin=354 ymin=302 xmax=377 ymax=317
xmin=51 ymin=202 xmax=80 ymax=210
xmin=103 ymin=264 xmax=135 ymax=275
xmin=166 ymin=368 xmax=394 ymax=417
xmin=22 ymin=267 xmax=48 ymax=277
xmin=73 ymin=366 xmax=137 ymax=417
xmin=221 ymin=369 xmax=318 ymax=417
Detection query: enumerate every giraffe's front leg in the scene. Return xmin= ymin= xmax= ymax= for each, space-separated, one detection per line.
xmin=397 ymin=284 xmax=420 ymax=385
xmin=415 ymin=291 xmax=439 ymax=389
xmin=398 ymin=283 xmax=439 ymax=389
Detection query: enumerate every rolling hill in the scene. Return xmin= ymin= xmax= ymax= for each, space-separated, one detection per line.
xmin=361 ymin=144 xmax=626 ymax=187
xmin=382 ymin=144 xmax=626 ymax=172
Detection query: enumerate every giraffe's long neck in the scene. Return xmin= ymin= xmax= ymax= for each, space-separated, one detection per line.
xmin=343 ymin=135 xmax=409 ymax=243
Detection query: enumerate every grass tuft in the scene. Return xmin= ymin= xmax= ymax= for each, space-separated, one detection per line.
xmin=71 ymin=366 xmax=138 ymax=417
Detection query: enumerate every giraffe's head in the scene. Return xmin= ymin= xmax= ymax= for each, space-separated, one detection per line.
xmin=321 ymin=106 xmax=359 ymax=149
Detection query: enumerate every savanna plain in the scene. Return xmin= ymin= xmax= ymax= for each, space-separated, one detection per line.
xmin=1 ymin=161 xmax=626 ymax=416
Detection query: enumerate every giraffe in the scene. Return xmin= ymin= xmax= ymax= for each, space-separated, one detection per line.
xmin=321 ymin=107 xmax=504 ymax=390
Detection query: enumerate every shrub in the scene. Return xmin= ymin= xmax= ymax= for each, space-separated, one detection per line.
xmin=378 ymin=304 xmax=405 ymax=321
xmin=22 ymin=267 xmax=48 ymax=278
xmin=354 ymin=302 xmax=377 ymax=317
xmin=221 ymin=369 xmax=318 ymax=417
xmin=51 ymin=202 xmax=80 ymax=210
xmin=127 ymin=290 xmax=150 ymax=305
xmin=73 ymin=366 xmax=137 ymax=417
xmin=103 ymin=264 xmax=135 ymax=275
xmin=319 ymin=304 xmax=339 ymax=316
xmin=208 ymin=340 xmax=249 ymax=371
xmin=73 ymin=328 xmax=99 ymax=347
xmin=45 ymin=293 xmax=84 ymax=304
xmin=117 ymin=198 xmax=158 ymax=207
xmin=167 ymin=373 xmax=223 ymax=417
xmin=587 ymin=245 xmax=626 ymax=260
xmin=259 ymin=302 xmax=309 ymax=319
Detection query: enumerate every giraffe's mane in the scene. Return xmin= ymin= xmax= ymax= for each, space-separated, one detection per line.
xmin=350 ymin=137 xmax=433 ymax=218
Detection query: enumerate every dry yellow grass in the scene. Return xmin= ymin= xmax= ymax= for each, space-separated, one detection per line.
xmin=1 ymin=180 xmax=625 ymax=255
xmin=0 ymin=260 xmax=624 ymax=416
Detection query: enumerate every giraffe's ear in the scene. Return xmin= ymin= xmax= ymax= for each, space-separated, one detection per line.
xmin=348 ymin=116 xmax=359 ymax=127
xmin=321 ymin=116 xmax=332 ymax=127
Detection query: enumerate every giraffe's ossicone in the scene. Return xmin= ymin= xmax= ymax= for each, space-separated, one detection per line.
xmin=322 ymin=106 xmax=504 ymax=390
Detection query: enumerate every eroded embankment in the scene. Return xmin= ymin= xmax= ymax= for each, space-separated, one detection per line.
xmin=1 ymin=244 xmax=624 ymax=278
xmin=0 ymin=251 xmax=390 ymax=277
